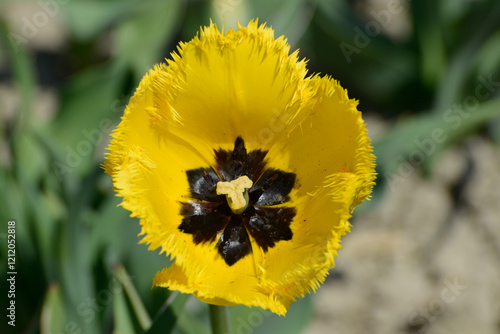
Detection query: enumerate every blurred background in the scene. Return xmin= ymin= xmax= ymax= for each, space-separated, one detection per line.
xmin=1 ymin=0 xmax=500 ymax=333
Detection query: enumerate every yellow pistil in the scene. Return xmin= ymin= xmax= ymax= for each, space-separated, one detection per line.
xmin=216 ymin=175 xmax=253 ymax=214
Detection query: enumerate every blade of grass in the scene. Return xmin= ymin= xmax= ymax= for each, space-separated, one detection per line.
xmin=114 ymin=263 xmax=152 ymax=331
xmin=40 ymin=283 xmax=65 ymax=334
xmin=147 ymin=291 xmax=190 ymax=334
xmin=113 ymin=279 xmax=136 ymax=334
xmin=412 ymin=0 xmax=446 ymax=89
xmin=433 ymin=0 xmax=500 ymax=110
xmin=0 ymin=20 xmax=35 ymax=131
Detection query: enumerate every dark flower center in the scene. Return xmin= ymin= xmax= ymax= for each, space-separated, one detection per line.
xmin=179 ymin=137 xmax=297 ymax=266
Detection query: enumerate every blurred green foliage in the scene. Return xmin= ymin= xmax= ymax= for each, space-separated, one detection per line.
xmin=0 ymin=0 xmax=499 ymax=333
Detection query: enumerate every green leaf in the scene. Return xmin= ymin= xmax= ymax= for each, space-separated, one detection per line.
xmin=32 ymin=126 xmax=81 ymax=193
xmin=488 ymin=116 xmax=500 ymax=143
xmin=62 ymin=0 xmax=136 ymax=41
xmin=49 ymin=61 xmax=124 ymax=176
xmin=176 ymin=306 xmax=210 ymax=334
xmin=13 ymin=132 xmax=49 ymax=184
xmin=246 ymin=0 xmax=315 ymax=46
xmin=87 ymin=195 xmax=129 ymax=262
xmin=475 ymin=30 xmax=500 ymax=77
xmin=412 ymin=0 xmax=447 ymax=89
xmin=440 ymin=0 xmax=468 ymax=25
xmin=0 ymin=171 xmax=26 ymax=231
xmin=0 ymin=20 xmax=36 ymax=131
xmin=375 ymin=98 xmax=500 ymax=183
xmin=115 ymin=0 xmax=185 ymax=81
xmin=40 ymin=284 xmax=66 ymax=334
xmin=57 ymin=171 xmax=103 ymax=334
xmin=310 ymin=0 xmax=418 ymax=110
xmin=433 ymin=0 xmax=500 ymax=110
xmin=15 ymin=160 xmax=59 ymax=278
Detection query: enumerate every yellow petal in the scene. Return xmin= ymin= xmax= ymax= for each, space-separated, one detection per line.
xmin=151 ymin=19 xmax=307 ymax=151
xmin=256 ymin=77 xmax=376 ymax=300
xmin=105 ymin=67 xmax=211 ymax=265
